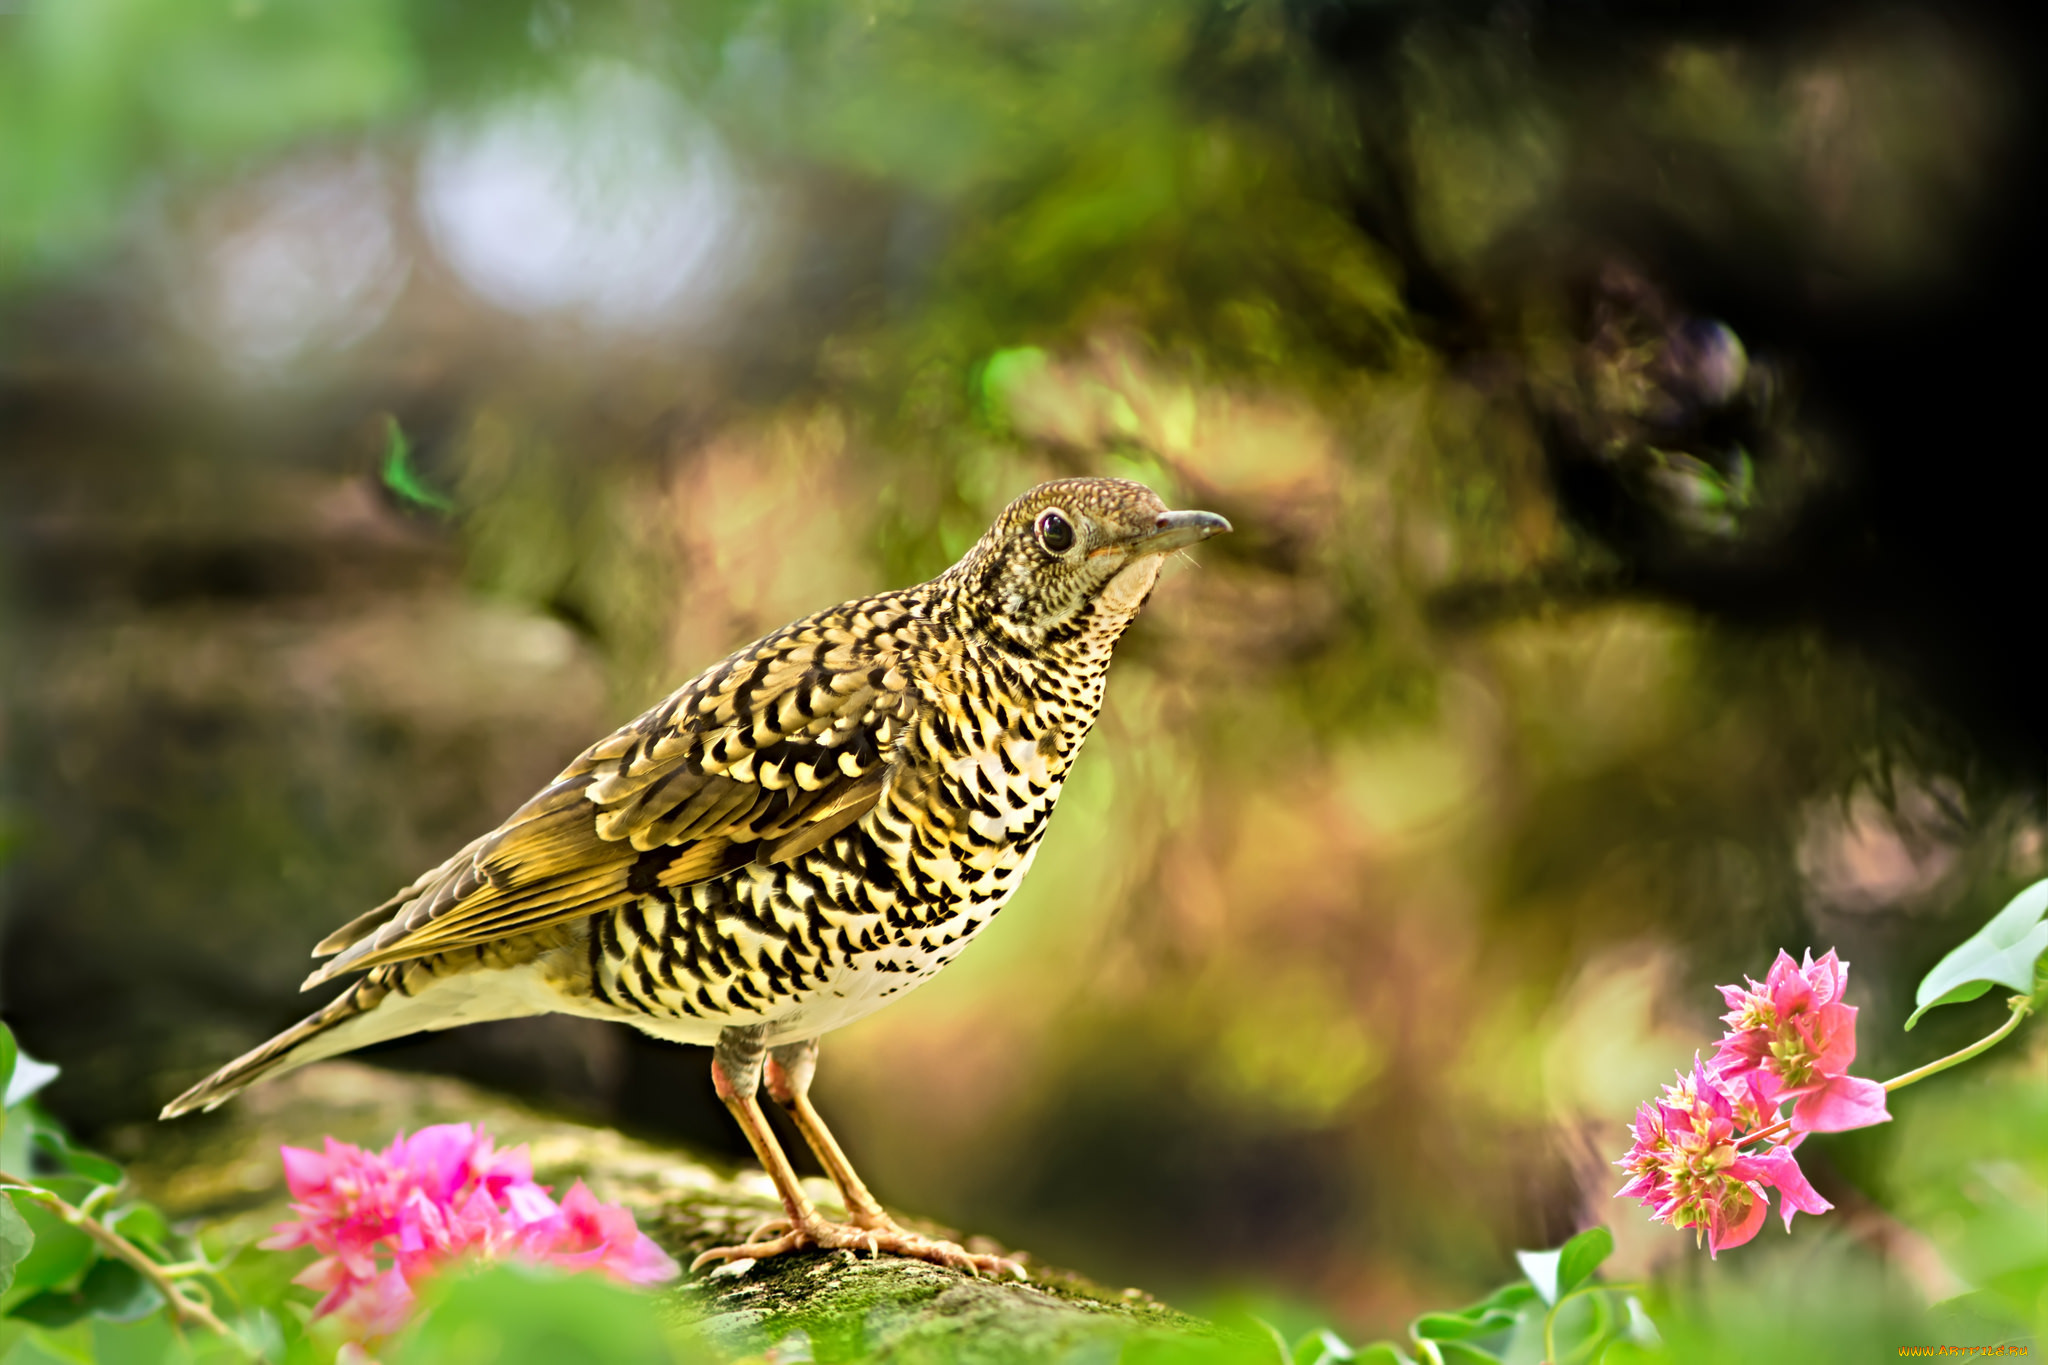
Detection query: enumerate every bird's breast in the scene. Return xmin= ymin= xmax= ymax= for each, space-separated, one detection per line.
xmin=582 ymin=656 xmax=1104 ymax=1041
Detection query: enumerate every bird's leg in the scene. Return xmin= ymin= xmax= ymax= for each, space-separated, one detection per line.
xmin=763 ymin=1036 xmax=1026 ymax=1280
xmin=764 ymin=1038 xmax=892 ymax=1229
xmin=691 ymin=1027 xmax=1024 ymax=1278
xmin=692 ymin=1025 xmax=820 ymax=1264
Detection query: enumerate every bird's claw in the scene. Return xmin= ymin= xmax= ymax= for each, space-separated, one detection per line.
xmin=741 ymin=1216 xmax=793 ymax=1246
xmin=691 ymin=1214 xmax=1027 ymax=1280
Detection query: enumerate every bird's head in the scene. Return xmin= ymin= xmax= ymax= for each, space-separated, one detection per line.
xmin=949 ymin=477 xmax=1231 ymax=650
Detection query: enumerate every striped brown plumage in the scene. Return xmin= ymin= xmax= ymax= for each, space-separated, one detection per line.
xmin=162 ymin=476 xmax=1229 ymax=1276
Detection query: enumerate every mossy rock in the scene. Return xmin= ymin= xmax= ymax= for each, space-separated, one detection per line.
xmin=119 ymin=1063 xmax=1220 ymax=1363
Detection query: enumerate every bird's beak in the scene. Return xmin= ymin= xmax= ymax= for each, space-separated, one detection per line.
xmin=1112 ymin=509 xmax=1233 ymax=558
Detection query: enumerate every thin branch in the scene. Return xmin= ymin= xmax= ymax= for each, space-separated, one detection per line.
xmin=0 ymin=1171 xmax=258 ymax=1358
xmin=1882 ymin=994 xmax=2034 ymax=1093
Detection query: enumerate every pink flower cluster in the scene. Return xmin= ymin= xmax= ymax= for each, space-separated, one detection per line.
xmin=1714 ymin=949 xmax=1891 ymax=1134
xmin=1615 ymin=1057 xmax=1831 ymax=1255
xmin=1615 ymin=949 xmax=1891 ymax=1255
xmin=261 ymin=1124 xmax=678 ymax=1338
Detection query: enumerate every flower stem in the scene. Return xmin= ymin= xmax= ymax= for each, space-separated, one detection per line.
xmin=1736 ymin=1116 xmax=1794 ymax=1150
xmin=1732 ymin=994 xmax=2034 ymax=1150
xmin=1882 ymin=994 xmax=2034 ymax=1093
xmin=0 ymin=1172 xmax=257 ymax=1357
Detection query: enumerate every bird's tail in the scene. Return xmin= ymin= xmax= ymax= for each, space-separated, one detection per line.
xmin=159 ymin=954 xmax=555 ymax=1119
xmin=160 ymin=978 xmax=387 ymax=1118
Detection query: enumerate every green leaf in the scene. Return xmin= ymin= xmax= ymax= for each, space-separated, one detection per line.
xmin=381 ymin=417 xmax=456 ymax=515
xmin=31 ymin=1131 xmax=123 ymax=1189
xmin=1351 ymin=1346 xmax=1415 ymax=1365
xmin=0 ymin=1022 xmax=13 ymax=1150
xmin=1294 ymin=1328 xmax=1356 ymax=1365
xmin=1516 ymin=1227 xmax=1614 ymax=1307
xmin=7 ymin=1286 xmax=94 ymax=1330
xmin=1909 ymin=980 xmax=1998 ymax=1020
xmin=2 ymin=1046 xmax=59 ymax=1109
xmin=1516 ymin=1247 xmax=1563 ymax=1307
xmin=1555 ymin=1226 xmax=1616 ymax=1301
xmin=0 ymin=1192 xmax=35 ymax=1294
xmin=103 ymin=1203 xmax=172 ymax=1259
xmin=77 ymin=1258 xmax=164 ymax=1323
xmin=1471 ymin=1283 xmax=1539 ymax=1315
xmin=1250 ymin=1316 xmax=1293 ymax=1365
xmin=229 ymin=1307 xmax=289 ymax=1362
xmin=85 ymin=1312 xmax=185 ymax=1364
xmin=1 ymin=1022 xmax=17 ymax=1107
xmin=1411 ymin=1311 xmax=1514 ymax=1341
xmin=386 ymin=1261 xmax=680 ymax=1364
xmin=1431 ymin=1343 xmax=1501 ymax=1365
xmin=1621 ymin=1295 xmax=1662 ymax=1348
xmin=1907 ymin=879 xmax=2048 ymax=1029
xmin=7 ymin=1198 xmax=96 ymax=1292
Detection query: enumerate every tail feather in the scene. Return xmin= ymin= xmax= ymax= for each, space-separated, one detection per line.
xmin=160 ymin=980 xmax=380 ymax=1118
xmin=160 ymin=954 xmax=562 ymax=1119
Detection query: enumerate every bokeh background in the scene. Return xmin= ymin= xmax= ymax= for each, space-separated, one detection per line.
xmin=3 ymin=0 xmax=2045 ymax=1352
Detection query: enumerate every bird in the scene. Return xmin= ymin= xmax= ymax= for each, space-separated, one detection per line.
xmin=161 ymin=476 xmax=1230 ymax=1277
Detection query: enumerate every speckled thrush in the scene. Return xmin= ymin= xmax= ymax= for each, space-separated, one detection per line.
xmin=162 ymin=477 xmax=1230 ymax=1277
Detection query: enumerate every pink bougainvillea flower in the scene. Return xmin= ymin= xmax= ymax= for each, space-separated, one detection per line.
xmin=1614 ymin=1058 xmax=1834 ymax=1257
xmin=340 ymin=1265 xmax=416 ymax=1339
xmin=544 ymin=1180 xmax=684 ymax=1283
xmin=1781 ymin=1071 xmax=1891 ymax=1133
xmin=1745 ymin=1149 xmax=1832 ymax=1231
xmin=1711 ymin=949 xmax=1891 ymax=1135
xmin=262 ymin=1123 xmax=678 ymax=1343
xmin=1697 ymin=1177 xmax=1769 ymax=1257
xmin=1615 ymin=945 xmax=1907 ymax=1254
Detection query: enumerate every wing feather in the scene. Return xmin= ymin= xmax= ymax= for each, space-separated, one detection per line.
xmin=308 ymin=830 xmax=492 ymax=956
xmin=303 ymin=602 xmax=915 ymax=986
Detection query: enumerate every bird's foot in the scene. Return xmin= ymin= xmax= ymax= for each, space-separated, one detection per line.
xmin=838 ymin=1211 xmax=1028 ymax=1280
xmin=737 ymin=1214 xmax=794 ymax=1244
xmin=692 ymin=1212 xmax=1026 ymax=1280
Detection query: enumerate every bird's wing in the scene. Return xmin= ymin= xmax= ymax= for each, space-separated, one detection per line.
xmin=304 ymin=605 xmax=919 ymax=986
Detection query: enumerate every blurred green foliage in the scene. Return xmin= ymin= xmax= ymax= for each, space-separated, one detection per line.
xmin=1887 ymin=1047 xmax=2048 ymax=1332
xmin=3 ymin=1021 xmax=257 ymax=1364
xmin=389 ymin=1264 xmax=680 ymax=1365
xmin=0 ymin=0 xmax=415 ymax=273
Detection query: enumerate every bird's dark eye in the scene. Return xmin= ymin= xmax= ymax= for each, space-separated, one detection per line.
xmin=1034 ymin=509 xmax=1075 ymax=554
